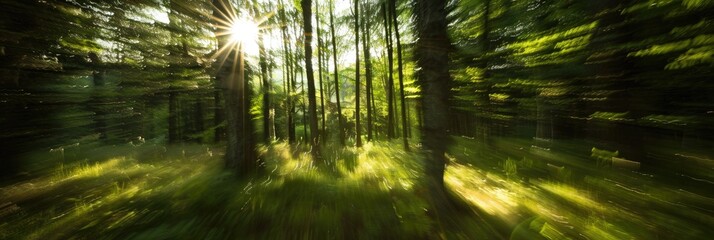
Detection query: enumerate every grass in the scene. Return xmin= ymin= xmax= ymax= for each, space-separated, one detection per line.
xmin=0 ymin=141 xmax=491 ymax=239
xmin=1 ymin=138 xmax=713 ymax=239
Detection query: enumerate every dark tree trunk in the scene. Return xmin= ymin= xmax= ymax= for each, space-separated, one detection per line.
xmin=330 ymin=0 xmax=345 ymax=146
xmin=316 ymin=1 xmax=327 ymax=140
xmin=383 ymin=2 xmax=395 ymax=139
xmin=354 ymin=0 xmax=362 ymax=147
xmin=478 ymin=0 xmax=493 ymax=145
xmin=301 ymin=0 xmax=320 ymax=151
xmin=414 ymin=0 xmax=452 ymax=191
xmin=213 ymin=0 xmax=257 ymax=174
xmin=362 ymin=1 xmax=374 ymax=141
xmin=390 ymin=0 xmax=409 ymax=150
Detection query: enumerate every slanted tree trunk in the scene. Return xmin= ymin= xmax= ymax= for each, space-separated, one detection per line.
xmin=390 ymin=0 xmax=409 ymax=151
xmin=330 ymin=0 xmax=345 ymax=146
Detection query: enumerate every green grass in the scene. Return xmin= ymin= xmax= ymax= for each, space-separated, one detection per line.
xmin=1 ymin=138 xmax=712 ymax=239
xmin=1 ymin=141 xmax=489 ymax=239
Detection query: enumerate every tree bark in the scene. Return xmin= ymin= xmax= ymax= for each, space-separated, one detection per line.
xmin=390 ymin=0 xmax=409 ymax=150
xmin=362 ymin=1 xmax=374 ymax=141
xmin=301 ymin=0 xmax=320 ymax=151
xmin=354 ymin=0 xmax=362 ymax=147
xmin=383 ymin=2 xmax=395 ymax=139
xmin=414 ymin=0 xmax=452 ymax=190
xmin=316 ymin=1 xmax=327 ymax=141
xmin=330 ymin=0 xmax=345 ymax=146
xmin=259 ymin=25 xmax=271 ymax=143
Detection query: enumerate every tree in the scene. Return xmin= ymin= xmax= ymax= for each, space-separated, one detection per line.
xmin=259 ymin=8 xmax=272 ymax=143
xmin=353 ymin=0 xmax=362 ymax=147
xmin=316 ymin=1 xmax=327 ymax=140
xmin=390 ymin=0 xmax=409 ymax=150
xmin=414 ymin=0 xmax=451 ymax=192
xmin=361 ymin=0 xmax=374 ymax=141
xmin=383 ymin=1 xmax=396 ymax=139
xmin=213 ymin=0 xmax=257 ymax=174
xmin=300 ymin=0 xmax=320 ymax=152
xmin=330 ymin=0 xmax=345 ymax=146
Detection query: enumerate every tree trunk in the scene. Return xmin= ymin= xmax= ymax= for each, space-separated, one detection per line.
xmin=391 ymin=0 xmax=409 ymax=151
xmin=279 ymin=2 xmax=296 ymax=143
xmin=383 ymin=2 xmax=395 ymax=139
xmin=330 ymin=0 xmax=345 ymax=146
xmin=478 ymin=0 xmax=492 ymax=145
xmin=259 ymin=25 xmax=271 ymax=143
xmin=316 ymin=1 xmax=327 ymax=141
xmin=414 ymin=0 xmax=451 ymax=191
xmin=354 ymin=0 xmax=362 ymax=147
xmin=213 ymin=0 xmax=256 ymax=174
xmin=301 ymin=0 xmax=320 ymax=151
xmin=362 ymin=1 xmax=374 ymax=141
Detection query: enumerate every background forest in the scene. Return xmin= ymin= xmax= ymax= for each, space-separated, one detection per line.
xmin=1 ymin=0 xmax=713 ymax=239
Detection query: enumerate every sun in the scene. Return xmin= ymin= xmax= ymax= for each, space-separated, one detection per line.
xmin=229 ymin=18 xmax=259 ymax=46
xmin=209 ymin=0 xmax=275 ymax=62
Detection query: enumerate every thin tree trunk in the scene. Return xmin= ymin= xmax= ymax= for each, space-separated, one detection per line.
xmin=279 ymin=1 xmax=296 ymax=143
xmin=330 ymin=0 xmax=345 ymax=146
xmin=390 ymin=0 xmax=409 ymax=150
xmin=383 ymin=2 xmax=395 ymax=139
xmin=362 ymin=1 xmax=373 ymax=141
xmin=316 ymin=1 xmax=327 ymax=141
xmin=259 ymin=25 xmax=271 ymax=143
xmin=354 ymin=0 xmax=362 ymax=147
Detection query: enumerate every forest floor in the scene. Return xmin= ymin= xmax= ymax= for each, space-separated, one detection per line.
xmin=1 ymin=138 xmax=712 ymax=239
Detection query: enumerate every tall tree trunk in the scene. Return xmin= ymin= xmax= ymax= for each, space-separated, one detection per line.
xmin=414 ymin=0 xmax=451 ymax=192
xmin=390 ymin=0 xmax=409 ymax=150
xmin=316 ymin=1 xmax=327 ymax=140
xmin=478 ymin=0 xmax=492 ymax=145
xmin=330 ymin=0 xmax=345 ymax=146
xmin=383 ymin=2 xmax=395 ymax=139
xmin=354 ymin=0 xmax=362 ymax=147
xmin=241 ymin=46 xmax=257 ymax=173
xmin=301 ymin=0 xmax=320 ymax=151
xmin=259 ymin=25 xmax=271 ymax=143
xmin=279 ymin=1 xmax=296 ymax=143
xmin=300 ymin=70 xmax=308 ymax=141
xmin=362 ymin=1 xmax=374 ymax=141
xmin=213 ymin=0 xmax=256 ymax=174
